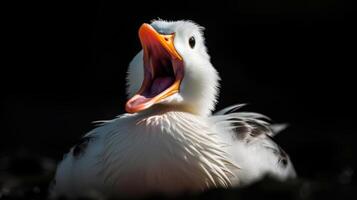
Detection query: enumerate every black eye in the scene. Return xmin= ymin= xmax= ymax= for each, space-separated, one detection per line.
xmin=189 ymin=36 xmax=195 ymax=48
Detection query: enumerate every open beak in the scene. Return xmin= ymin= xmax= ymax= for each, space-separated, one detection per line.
xmin=125 ymin=23 xmax=184 ymax=113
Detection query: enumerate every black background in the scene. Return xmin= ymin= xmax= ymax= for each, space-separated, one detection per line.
xmin=1 ymin=0 xmax=356 ymax=199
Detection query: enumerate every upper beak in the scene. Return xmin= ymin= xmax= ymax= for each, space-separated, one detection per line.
xmin=125 ymin=23 xmax=183 ymax=113
xmin=139 ymin=23 xmax=182 ymax=61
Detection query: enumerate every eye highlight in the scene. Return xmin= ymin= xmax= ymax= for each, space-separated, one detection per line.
xmin=189 ymin=36 xmax=195 ymax=49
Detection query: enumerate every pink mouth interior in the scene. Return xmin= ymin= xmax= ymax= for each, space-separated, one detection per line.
xmin=129 ymin=77 xmax=175 ymax=108
xmin=147 ymin=77 xmax=175 ymax=97
xmin=128 ymin=50 xmax=176 ymax=108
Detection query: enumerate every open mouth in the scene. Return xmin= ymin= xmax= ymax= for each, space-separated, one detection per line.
xmin=125 ymin=24 xmax=184 ymax=113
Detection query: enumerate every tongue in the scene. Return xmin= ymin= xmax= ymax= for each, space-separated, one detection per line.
xmin=150 ymin=77 xmax=174 ymax=96
xmin=126 ymin=77 xmax=175 ymax=111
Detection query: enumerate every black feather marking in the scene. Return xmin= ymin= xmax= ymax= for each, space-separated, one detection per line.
xmin=263 ymin=144 xmax=289 ymax=168
xmin=250 ymin=122 xmax=270 ymax=137
xmin=232 ymin=121 xmax=250 ymax=139
xmin=277 ymin=147 xmax=289 ymax=168
xmin=232 ymin=120 xmax=271 ymax=143
xmin=280 ymin=158 xmax=288 ymax=167
xmin=72 ymin=136 xmax=94 ymax=158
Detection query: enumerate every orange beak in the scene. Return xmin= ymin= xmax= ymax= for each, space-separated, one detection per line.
xmin=125 ymin=23 xmax=184 ymax=113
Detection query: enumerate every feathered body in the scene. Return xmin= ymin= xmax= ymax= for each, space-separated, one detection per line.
xmin=51 ymin=20 xmax=296 ymax=199
xmin=53 ymin=107 xmax=233 ymax=198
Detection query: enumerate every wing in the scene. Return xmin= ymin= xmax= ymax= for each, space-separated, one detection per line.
xmin=212 ymin=104 xmax=297 ymax=185
xmin=214 ymin=104 xmax=272 ymax=141
xmin=214 ymin=104 xmax=289 ymax=140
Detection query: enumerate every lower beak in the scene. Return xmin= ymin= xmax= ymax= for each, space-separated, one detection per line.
xmin=125 ymin=23 xmax=183 ymax=113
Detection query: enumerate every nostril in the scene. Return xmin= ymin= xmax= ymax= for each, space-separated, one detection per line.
xmin=164 ymin=37 xmax=169 ymax=42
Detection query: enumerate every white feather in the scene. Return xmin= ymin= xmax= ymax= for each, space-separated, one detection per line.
xmin=51 ymin=109 xmax=237 ymax=199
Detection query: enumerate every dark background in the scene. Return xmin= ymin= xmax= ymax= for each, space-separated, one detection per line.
xmin=1 ymin=0 xmax=356 ymax=199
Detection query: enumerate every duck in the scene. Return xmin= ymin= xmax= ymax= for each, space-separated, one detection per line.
xmin=50 ymin=20 xmax=296 ymax=199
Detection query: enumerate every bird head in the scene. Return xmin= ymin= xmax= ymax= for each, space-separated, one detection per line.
xmin=126 ymin=20 xmax=219 ymax=116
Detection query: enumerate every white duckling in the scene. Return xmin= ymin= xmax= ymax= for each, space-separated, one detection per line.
xmin=51 ymin=20 xmax=296 ymax=199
